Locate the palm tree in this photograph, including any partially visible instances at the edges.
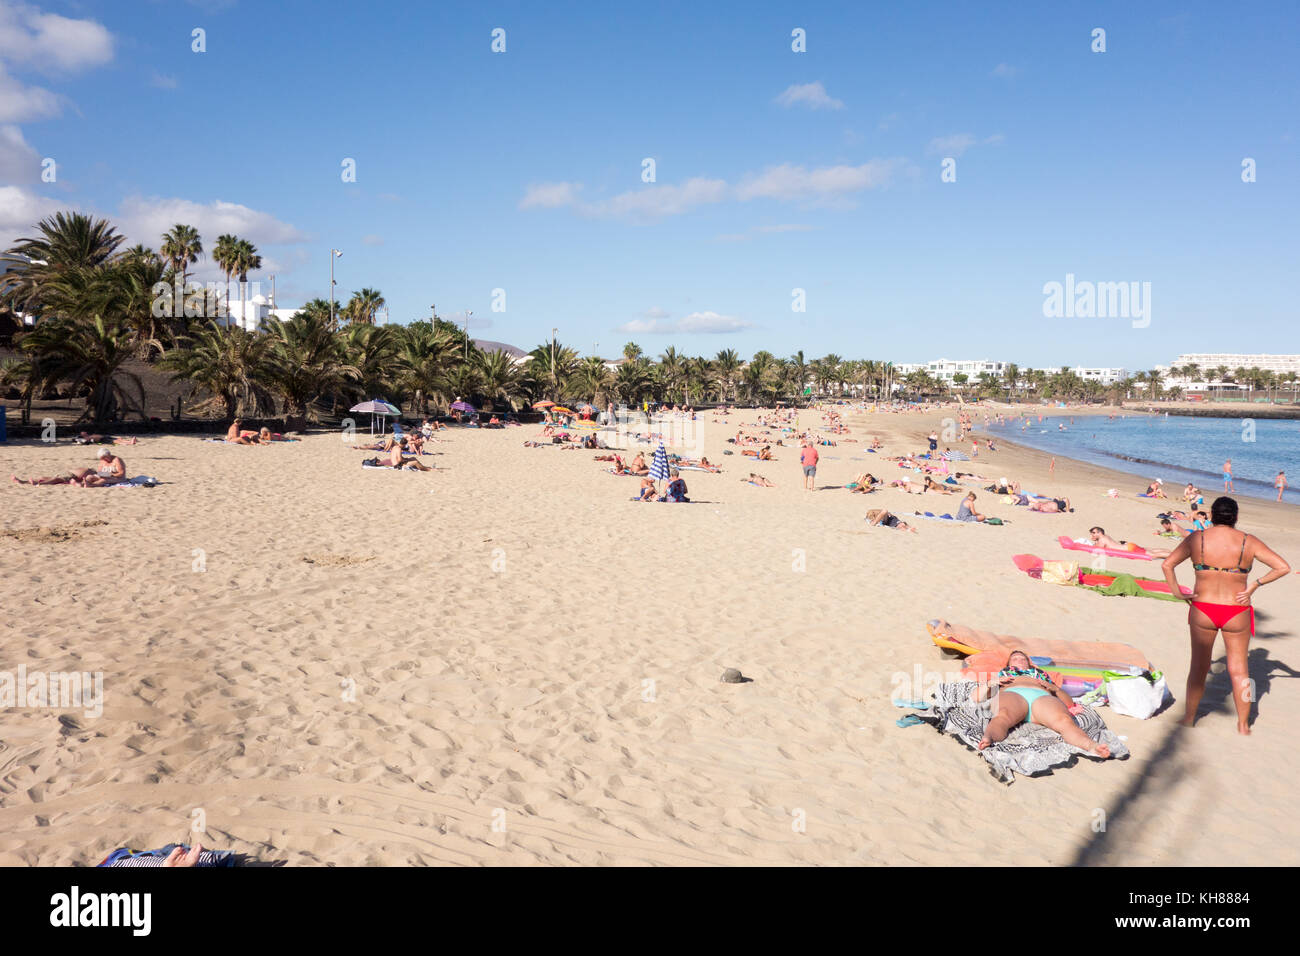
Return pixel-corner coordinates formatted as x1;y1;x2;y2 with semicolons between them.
789;350;808;399
573;355;614;406
263;311;357;418
1002;363;1019;402
622;341;642;361
527;339;578;401
160;224;203;302
659;346;685;403
1;211;125;317
714;348;742;401
160;320;277;419
341;322;400;400
20;313;147;423
475;348;527;409
395;321;458;414
231;239;261;331
344;287;385;325
212;234;239;320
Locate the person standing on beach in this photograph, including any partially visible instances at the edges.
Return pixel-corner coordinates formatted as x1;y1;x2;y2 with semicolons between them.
1049;457;1055;476
800;440;818;490
1276;471;1287;501
928;431;938;452
1223;458;1235;492
1161;497;1291;734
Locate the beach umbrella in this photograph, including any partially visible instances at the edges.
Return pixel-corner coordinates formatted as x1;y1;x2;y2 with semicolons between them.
532;400;555;409
349;398;401;435
552;406;574;415
450;401;475;412
648;442;670;485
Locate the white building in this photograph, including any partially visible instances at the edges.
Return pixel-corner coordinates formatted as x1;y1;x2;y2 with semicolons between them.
218;295;300;332
1167;354;1300;381
896;359;1010;382
1061;366;1128;385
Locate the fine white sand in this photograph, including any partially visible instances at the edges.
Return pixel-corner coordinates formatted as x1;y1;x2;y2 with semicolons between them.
1;405;1296;865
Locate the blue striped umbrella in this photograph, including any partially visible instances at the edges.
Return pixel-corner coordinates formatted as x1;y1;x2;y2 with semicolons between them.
648;442;671;482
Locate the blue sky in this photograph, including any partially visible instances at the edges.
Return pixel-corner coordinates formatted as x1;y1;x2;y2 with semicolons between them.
2;0;1297;368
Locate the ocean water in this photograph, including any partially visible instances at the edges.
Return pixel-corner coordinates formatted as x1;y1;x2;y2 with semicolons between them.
980;412;1300;505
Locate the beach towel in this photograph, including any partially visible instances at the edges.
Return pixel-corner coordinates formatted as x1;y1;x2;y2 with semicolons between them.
1058;535;1155;561
106;476;157;488
909;680;1128;783
99;844;235;867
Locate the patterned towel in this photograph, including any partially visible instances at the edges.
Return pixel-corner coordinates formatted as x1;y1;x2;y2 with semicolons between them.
99;844;234;867
915;680;1129;783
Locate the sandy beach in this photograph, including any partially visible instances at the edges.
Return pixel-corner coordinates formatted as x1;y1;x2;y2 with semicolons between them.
1;405;1297;866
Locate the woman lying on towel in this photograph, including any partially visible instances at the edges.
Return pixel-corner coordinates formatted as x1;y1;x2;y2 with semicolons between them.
971;650;1110;757
363;441;433;471
865;508;918;533
847;473;879;493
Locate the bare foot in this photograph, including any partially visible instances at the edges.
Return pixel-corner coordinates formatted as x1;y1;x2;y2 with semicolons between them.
1177;714;1197;728
11;475;25;485
977;735;992;751
1237;723;1251;736
1092;743;1111;759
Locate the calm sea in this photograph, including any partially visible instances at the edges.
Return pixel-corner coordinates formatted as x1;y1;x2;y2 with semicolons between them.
980;412;1300;505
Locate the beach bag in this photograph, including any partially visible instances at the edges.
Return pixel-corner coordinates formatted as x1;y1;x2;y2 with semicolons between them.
984;517;1005;525
1104;670;1169;719
1040;560;1079;585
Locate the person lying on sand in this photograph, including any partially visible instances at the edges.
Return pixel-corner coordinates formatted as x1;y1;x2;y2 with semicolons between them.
13;467;94;486
1086;526;1171;558
366;440;433;470
74;431;138;446
224;419;262;445
848;473;879;493
923;477;957;495
971;650;1110;758
1029;496;1073;513
989;477;1020;494
744;473;774;487
630;453;649;476
865;508;918;533
1158;516;1190;539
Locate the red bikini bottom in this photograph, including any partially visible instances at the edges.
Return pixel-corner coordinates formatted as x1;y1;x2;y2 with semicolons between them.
1190;602;1255;635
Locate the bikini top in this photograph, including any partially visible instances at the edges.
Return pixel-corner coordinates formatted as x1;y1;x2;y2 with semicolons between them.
1192;530;1250;574
998;665;1052;685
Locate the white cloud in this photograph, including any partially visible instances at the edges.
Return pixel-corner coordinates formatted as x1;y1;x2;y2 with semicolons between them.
523;160;903;221
734;161;901;201
0;183;62;247
927;133;1004;157
519;181;582;209
774;81;844;111
927;133;976;157
0;63;60;122
150;72;178;90
361;234;384;246
0;122;38;182
116;196;310;250
0;1;114;73
617;310;753;334
991;63;1018;78
643;306;669;319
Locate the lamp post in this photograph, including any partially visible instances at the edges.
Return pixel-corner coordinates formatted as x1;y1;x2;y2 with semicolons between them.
465;310;472;360
329;249;342;328
551;327;558;397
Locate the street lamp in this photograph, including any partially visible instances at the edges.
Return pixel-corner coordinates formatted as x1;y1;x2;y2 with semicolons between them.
551;327;558;397
329;249;342;328
465;310;472;359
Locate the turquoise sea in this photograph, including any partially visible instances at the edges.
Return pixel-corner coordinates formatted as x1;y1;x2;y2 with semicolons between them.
980;412;1300;506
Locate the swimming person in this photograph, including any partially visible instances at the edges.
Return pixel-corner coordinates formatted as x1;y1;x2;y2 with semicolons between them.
1161;497;1291;734
971;650;1110;757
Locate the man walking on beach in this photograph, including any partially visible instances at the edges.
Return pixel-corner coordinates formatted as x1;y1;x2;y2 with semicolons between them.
800;440;818;490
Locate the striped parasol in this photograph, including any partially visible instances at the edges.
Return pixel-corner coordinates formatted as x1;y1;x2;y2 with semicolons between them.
648;442;671;482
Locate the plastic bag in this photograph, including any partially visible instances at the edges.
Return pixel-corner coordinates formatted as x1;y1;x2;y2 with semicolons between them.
1104;670;1170;719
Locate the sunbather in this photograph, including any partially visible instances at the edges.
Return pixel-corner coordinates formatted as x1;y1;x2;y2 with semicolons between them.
635;477;658;500
971;650;1111;757
744;473;774;487
1086;526;1170;558
74;431;138;446
12;467;94;485
865;508;918;533
630;453;649;476
955;493;985;522
1030;495;1072;513
81;449;127;486
225;418;259;444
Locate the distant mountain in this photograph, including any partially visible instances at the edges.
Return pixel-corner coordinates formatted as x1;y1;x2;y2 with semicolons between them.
473;339;527;358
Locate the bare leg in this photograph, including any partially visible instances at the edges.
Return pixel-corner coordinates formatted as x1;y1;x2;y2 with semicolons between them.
1181;610;1218;727
1221;616;1253;734
978;692;1027;750
1035;700;1110;757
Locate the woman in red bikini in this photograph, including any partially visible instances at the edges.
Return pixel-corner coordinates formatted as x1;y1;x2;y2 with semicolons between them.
1161;497;1290;734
